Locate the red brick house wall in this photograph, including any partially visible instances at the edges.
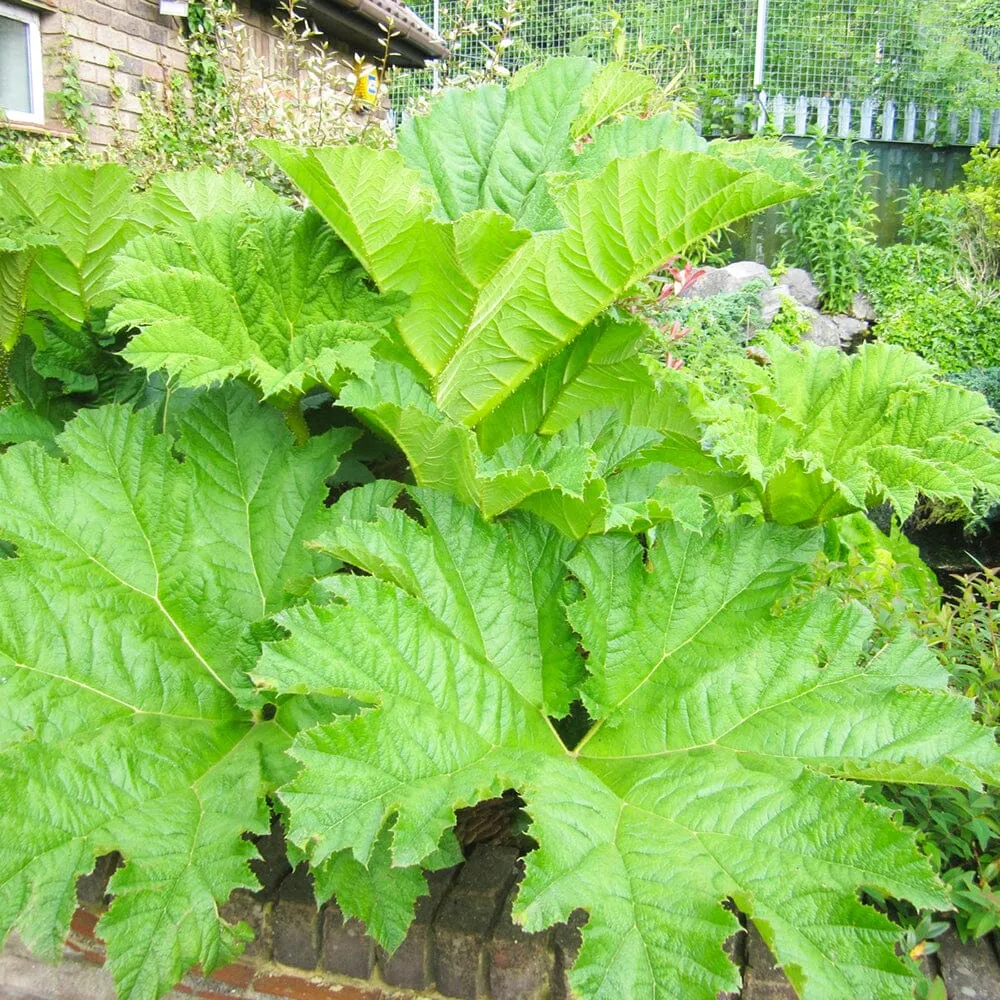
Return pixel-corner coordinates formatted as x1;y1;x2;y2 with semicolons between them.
6;1;316;146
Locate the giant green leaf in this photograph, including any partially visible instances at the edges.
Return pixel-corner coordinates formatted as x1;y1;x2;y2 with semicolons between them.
109;206;403;400
399;57;598;224
340;361;703;537
0;385;357;1000
261;137;809;427
0;164;149;345
397;57;710;229
140;168;283;232
694;338;1000;525
257;486;1000;1000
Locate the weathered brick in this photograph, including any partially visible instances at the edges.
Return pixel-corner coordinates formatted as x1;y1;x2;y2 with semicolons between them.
376;865;459;990
938;929;1000;1000
202;961;255;989
220;890;272;962
272;865;320;970
487;886;554;1000
69;908;101;941
742;923;798;1000
432;845;521;999
321;902;375;980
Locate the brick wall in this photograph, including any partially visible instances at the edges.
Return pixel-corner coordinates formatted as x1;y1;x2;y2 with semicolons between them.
0;839;808;1000
5;837;997;1000
27;1;309;147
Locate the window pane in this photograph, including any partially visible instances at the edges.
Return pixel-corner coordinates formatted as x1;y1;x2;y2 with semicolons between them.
0;15;32;115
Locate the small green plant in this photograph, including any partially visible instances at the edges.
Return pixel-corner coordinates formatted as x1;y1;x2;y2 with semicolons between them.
640;279;764;398
53;35;91;148
898;183;964;251
780;134;877;314
767;294;808;345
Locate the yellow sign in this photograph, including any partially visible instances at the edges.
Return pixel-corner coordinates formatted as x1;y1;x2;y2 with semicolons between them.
353;68;380;107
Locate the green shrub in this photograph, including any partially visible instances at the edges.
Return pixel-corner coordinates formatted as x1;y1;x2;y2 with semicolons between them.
961;142;1000;285
779;134;877;314
897;142;1000;292
861;244;1000;373
646;279;765;398
806;534;1000;944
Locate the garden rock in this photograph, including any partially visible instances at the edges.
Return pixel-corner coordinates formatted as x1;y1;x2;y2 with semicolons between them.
781;267;822;309
797;305;843;348
851;292;877;322
682;261;774;299
760;284;792;325
831;314;870;347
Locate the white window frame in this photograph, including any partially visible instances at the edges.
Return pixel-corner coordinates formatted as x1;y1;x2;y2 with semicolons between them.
0;1;45;125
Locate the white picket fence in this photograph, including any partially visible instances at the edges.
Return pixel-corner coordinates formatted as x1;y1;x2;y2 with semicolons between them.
749;94;1000;146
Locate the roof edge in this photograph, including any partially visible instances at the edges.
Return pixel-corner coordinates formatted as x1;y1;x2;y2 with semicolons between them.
300;0;448;67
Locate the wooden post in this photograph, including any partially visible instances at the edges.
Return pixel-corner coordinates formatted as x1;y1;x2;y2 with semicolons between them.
925;105;939;144
860;97;876;140
838;98;852;138
794;95;808;136
881;100;896;141
817;97;830;135
756;90;768;133
903;102;917;142
968;107;982;145
773;94;786;134
947;111;959;144
990;109;1000;147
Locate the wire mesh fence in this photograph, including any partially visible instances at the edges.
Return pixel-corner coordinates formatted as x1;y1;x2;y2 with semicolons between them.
390;0;1000;144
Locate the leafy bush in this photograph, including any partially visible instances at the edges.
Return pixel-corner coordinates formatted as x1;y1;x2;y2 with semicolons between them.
780;135;877;314
891;142;1000;306
898;184;965;252
801;522;1000;943
961;142;1000;285
1;61;1000;1000
861;244;1000;373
